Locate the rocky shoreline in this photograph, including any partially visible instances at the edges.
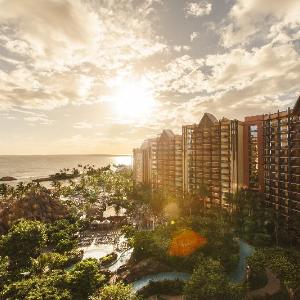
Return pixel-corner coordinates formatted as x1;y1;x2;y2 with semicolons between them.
0;176;17;181
32;173;79;183
0;173;80;183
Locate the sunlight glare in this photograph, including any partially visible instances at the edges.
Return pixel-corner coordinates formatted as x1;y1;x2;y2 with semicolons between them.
114;156;132;166
110;77;155;121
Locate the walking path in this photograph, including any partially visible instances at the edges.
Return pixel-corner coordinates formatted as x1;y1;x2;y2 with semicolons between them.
148;296;184;300
247;269;281;299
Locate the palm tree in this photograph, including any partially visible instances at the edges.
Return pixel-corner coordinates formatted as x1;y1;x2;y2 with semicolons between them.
196;184;210;209
0;183;11;200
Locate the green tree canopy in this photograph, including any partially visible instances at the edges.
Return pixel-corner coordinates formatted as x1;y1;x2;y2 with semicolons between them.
1;270;70;300
92;282;139;300
67;259;105;300
184;255;245;300
0;219;47;269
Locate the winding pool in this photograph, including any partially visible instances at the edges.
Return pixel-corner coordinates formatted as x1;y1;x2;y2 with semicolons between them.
132;272;190;291
229;239;254;283
82;244;114;260
131;239;254;291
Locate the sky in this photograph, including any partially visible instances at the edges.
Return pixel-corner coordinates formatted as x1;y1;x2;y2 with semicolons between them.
0;0;299;155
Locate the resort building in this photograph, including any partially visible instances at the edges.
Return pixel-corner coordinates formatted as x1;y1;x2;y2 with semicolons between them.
133;96;300;235
133;138;157;185
153;130;183;195
133;147;143;184
243;97;300;235
243;115;264;191
263;98;300;231
182;113;245;207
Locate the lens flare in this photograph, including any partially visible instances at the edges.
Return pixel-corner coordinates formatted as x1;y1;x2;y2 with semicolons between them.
168;229;207;257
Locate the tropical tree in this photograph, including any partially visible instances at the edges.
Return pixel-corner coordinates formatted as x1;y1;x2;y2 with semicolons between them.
47;219;79;253
248;247;300;299
0;219;47;269
184;255;245;300
268;251;300;299
31;252;70;274
92;282;139;300
0;256;9;291
247;249;268;288
197;184;210;207
67;259;105;300
1;270;71;300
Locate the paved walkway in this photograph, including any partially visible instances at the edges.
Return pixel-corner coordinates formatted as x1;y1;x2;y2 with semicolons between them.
148;296;184;300
247;269;281;299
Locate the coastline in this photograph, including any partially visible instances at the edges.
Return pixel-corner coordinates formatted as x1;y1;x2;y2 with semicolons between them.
0;154;132;184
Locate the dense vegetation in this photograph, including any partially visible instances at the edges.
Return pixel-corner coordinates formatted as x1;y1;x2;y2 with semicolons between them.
0;165;135;299
0;183;69;233
0;219;103;299
247;247;300;299
184;255;245;300
127;212;239;273
138;280;184;298
0;166;299;299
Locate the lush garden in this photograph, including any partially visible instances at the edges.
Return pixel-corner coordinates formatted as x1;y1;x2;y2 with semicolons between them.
0;165;137;299
0;166;299;299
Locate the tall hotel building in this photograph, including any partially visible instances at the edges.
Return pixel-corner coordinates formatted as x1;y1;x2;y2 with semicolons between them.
182;113;244;206
133;147;144;184
244;97;300;231
243;115;264;191
133;138;157;185
153;130;183;195
133;96;300;233
133;130;182;195
263;100;300;227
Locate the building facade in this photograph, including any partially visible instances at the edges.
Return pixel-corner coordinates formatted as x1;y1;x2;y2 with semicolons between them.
182;113;244;207
133;147;144;184
133;97;300;229
263;105;300;230
153;130;183;195
242;97;300;234
243;115;264;191
133;138;157;185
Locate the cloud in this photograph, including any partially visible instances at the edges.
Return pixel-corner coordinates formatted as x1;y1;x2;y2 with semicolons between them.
0;112;16;120
0;0;299;155
0;0;167;111
143;39;299;126
221;0;300;47
205;43;300;91
185;1;212;17
0;0;101;66
24;115;54;125
174;45;191;52
146;55;205;94
182;42;299;120
73;122;93;129
190;32;200;42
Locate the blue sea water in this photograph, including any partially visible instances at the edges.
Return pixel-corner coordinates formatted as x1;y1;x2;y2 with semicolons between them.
0;154;132;182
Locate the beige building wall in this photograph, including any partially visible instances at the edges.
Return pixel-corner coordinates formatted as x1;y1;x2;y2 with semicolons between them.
154;130;183;195
133;148;143;183
182;113;245;207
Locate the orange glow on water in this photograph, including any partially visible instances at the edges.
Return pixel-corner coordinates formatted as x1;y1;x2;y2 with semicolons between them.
168;229;207;257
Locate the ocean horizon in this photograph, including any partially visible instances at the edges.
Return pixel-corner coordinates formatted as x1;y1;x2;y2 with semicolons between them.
0;154;132;182
0;153;131;156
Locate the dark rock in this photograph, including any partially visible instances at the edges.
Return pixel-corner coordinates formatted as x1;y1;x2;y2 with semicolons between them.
123;257;173;282
116;264;128;274
0;176;17;181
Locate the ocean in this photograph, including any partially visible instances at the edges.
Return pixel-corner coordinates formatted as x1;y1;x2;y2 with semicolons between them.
0;155;132;182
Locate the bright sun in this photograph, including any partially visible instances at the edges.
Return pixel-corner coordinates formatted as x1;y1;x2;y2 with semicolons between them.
109;77;155;121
